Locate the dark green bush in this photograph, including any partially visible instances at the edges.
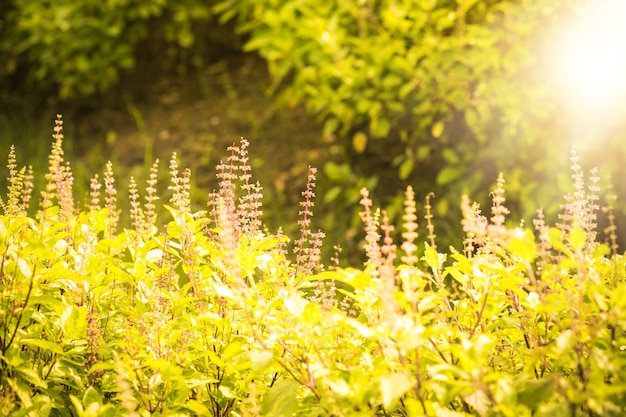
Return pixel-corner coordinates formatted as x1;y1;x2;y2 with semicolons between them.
0;0;212;98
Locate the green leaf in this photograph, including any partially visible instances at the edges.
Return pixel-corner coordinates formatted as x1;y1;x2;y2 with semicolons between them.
422;244;442;271
219;384;238;399
508;231;537;263
547;227;565;251
16;366;47;388
568;226;586;251
88;361;115;376
555;329;576;354
380;373;414;409
323;118;340;136
222;338;246;362
419;0;437;11
371;117;391;138
7;377;34;408
431;121;445;138
517;377;555;407
464;389;490;416
2;345;25;368
61;305;87;340
465;107;479;130
83;386;103;408
352;131;368;153
20;339;63;355
334;268;370;290
436;166;462;185
441;148;459;164
324;162;352;182
302;301;321;324
324;186;342;203
177;30;194;48
262;378;300;416
17;257;32;277
181;400;211;415
399;158;414;180
251;350;274;373
445;266;467;285
29;295;63;315
416;144;431;160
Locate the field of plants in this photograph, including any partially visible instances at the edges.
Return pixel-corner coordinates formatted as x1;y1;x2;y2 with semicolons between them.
0;116;624;416
2;1;626;414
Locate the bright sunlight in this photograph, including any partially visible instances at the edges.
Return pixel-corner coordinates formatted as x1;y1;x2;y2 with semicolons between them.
546;0;626;116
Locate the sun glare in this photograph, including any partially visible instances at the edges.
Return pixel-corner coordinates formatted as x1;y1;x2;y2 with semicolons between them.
546;1;626;108
542;0;626;146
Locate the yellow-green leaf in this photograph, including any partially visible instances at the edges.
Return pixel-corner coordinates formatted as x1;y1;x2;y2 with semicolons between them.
380;373;414;409
399;158;414;180
352;131;368;153
568;226;586;251
251;350;274;373
436;166;462;185
20;339;63;355
17;258;31;277
431;121;444;138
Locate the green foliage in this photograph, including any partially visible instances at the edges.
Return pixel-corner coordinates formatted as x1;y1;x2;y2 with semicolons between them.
212;0;593;246
217;0;530;140
0;0;212;98
5;0;624;254
1;116;626;415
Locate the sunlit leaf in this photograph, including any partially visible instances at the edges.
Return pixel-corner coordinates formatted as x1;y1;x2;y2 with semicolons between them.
20;339;63;355
61;306;87;340
568;226;586;251
422;244;442;271
251;350;274;373
380;373;414;409
352;131;368;153
262;379;300;416
83;386;103;408
302;302;321;324
17;258;32;277
464;389;489;417
16;367;47;389
508;232;537;262
431;121;445;138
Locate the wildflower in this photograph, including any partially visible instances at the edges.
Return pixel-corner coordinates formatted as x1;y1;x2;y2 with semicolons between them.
401;186;419;266
294;166;324;278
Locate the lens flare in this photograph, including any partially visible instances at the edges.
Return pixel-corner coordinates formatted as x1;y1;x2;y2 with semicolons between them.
544;0;626;136
559;33;626;107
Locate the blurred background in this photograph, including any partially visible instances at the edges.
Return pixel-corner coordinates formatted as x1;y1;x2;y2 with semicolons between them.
1;0;625;262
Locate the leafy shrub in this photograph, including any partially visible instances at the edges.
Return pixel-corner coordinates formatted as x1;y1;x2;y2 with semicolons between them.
215;0;575;156
0;116;625;416
0;0;213;98
213;0;595;248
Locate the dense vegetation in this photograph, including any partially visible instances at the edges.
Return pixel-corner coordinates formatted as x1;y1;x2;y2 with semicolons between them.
2;3;625;413
0;0;213;98
4;0;625;253
0;116;624;416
